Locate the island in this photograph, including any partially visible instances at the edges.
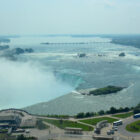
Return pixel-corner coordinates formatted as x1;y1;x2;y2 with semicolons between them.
0;38;10;43
10;48;34;55
78;53;86;57
119;52;125;57
1;47;34;61
88;85;124;96
0;45;9;50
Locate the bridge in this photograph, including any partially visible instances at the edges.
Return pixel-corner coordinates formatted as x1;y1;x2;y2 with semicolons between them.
41;41;110;45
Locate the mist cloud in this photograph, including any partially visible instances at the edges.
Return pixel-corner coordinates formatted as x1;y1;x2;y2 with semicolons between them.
0;58;73;109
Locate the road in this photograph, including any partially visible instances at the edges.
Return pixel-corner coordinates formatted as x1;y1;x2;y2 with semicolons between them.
2;109;140;139
118;116;140;137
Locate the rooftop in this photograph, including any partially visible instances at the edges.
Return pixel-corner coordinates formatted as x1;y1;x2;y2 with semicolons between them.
0;115;20;121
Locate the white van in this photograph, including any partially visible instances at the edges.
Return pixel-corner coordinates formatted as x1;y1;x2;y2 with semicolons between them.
113;120;123;126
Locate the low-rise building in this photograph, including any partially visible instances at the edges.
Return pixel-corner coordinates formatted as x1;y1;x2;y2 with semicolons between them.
94;120;108;134
65;127;83;134
93;135;114;140
0;115;21;129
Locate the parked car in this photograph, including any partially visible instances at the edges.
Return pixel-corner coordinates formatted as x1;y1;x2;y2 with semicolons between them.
107;130;111;135
114;127;118;131
14;129;25;133
112;126;118;131
25;129;30;133
107;129;114;135
110;129;114;134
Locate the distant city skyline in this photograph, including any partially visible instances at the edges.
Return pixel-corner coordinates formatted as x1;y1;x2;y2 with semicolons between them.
0;0;140;35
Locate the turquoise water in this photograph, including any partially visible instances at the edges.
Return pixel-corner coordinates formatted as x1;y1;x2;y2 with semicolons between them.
1;35;140;113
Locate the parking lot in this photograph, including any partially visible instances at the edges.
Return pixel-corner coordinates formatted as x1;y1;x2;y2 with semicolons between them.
96;117;140;140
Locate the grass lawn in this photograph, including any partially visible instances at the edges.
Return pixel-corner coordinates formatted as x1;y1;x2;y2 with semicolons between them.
112;112;133;118
80;117;118;126
126;120;140;132
0;134;6;140
44;119;93;131
0;134;16;140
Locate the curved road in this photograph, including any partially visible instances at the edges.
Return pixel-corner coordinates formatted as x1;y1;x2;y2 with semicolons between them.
118;117;140;137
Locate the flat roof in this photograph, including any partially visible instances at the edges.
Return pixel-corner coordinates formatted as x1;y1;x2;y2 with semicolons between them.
96;120;108;128
65;127;82;131
93;135;113;138
0;115;19;121
0;123;9;126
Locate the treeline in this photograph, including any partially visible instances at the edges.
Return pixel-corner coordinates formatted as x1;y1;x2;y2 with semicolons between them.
75;103;140;118
38;114;70;119
39;106;132;119
38;103;140;119
75;106;133;118
133;103;140;114
111;35;140;49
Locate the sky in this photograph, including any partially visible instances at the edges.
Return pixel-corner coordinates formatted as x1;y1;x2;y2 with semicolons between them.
0;0;140;35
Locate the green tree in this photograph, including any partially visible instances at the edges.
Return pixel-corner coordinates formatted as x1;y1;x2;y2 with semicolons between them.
98;110;105;115
109;107;118;114
17;135;26;140
76;112;85;118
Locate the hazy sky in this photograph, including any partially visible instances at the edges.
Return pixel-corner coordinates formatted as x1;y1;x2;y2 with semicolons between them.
0;0;140;35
